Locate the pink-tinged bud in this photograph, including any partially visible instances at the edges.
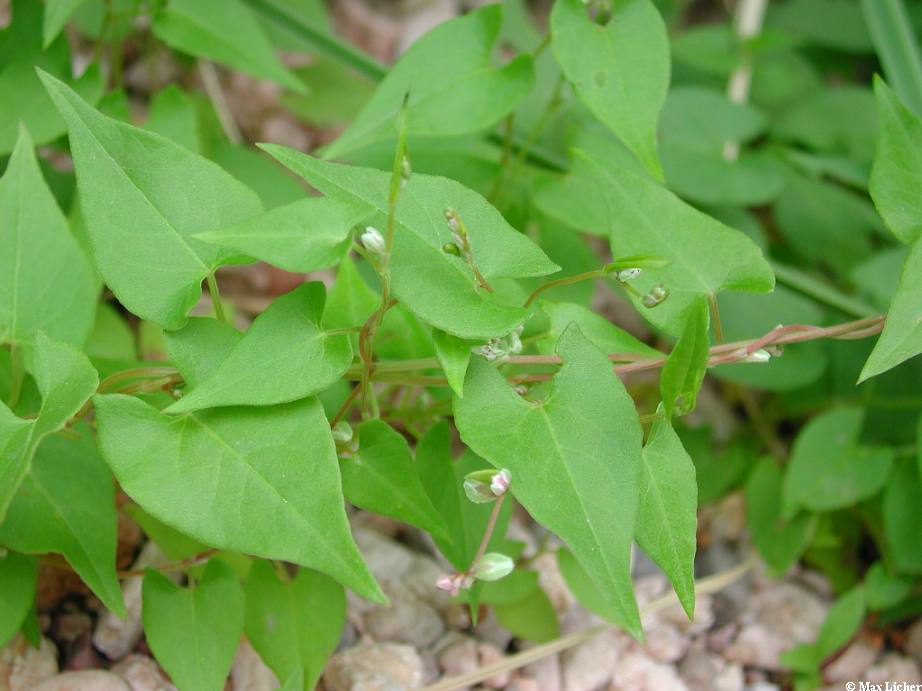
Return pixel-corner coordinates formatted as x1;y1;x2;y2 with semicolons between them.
436;573;460;596
490;469;511;496
360;226;386;255
463;478;496;504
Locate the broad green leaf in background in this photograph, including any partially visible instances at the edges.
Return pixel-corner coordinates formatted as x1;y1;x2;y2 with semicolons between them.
0;333;98;521
0;0;105;154
261;146;559;339
85;304;136;362
869;78;922;245
245;561;345;690
578;152;774;334
772;86;878;164
43;0;91;47
323;5;533;159
196;197;369;273
340;420;448;539
851;246;909;312
774;173;883;274
660;297;709;419
166;283;352;412
883;457;922;574
432;330;472;397
282;57;375;127
0;428;123;616
95;394;385;602
0;126;96;352
455;325;643;637
713;287;827;391
859;238;922;382
861;0;922;118
153;0;304;92
635;418;697;618
767;0;872;53
551;0;669;177
659;87;784;206
783;408;894;518
493;586;560;643
145;84;203;153
209;141;308;210
556;547;620;622
143;558;245;691
681;428;750;505
0;552;36;647
865;561;914;610
537;301;661;358
40;71;264;330
746;459;814;576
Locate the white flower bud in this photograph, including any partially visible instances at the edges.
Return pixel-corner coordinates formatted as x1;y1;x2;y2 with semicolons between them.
463;478;496;504
617;267;642;282
360;226;386;255
435;572;473;596
490;468;511;497
741;348;771;363
331;421;353;443
472;553;514;582
507;325;524;355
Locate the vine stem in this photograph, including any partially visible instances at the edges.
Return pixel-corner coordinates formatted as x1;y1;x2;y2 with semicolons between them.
206;273;228;324
523;268;607;308
466;494;507;577
424;554;757;691
198;61;243;145
358;96;409;418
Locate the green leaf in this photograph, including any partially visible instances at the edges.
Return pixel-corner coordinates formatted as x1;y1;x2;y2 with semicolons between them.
551;0;669;177
455;325;643;637
577;152;774;334
244;561;345;690
815;586;867;657
143;558;245;691
340;420;448;540
865;561;914;610
0;332;98;521
493;586;559;643
43;0;90;48
660;297;709;419
659;87;784;206
145;84;203;153
166;283;352;413
0;427;123;616
537;301;660;358
783;408;894;518
416;421;512;572
94;394;385;602
745;459;814;576
0;126;96;351
479;568;539;606
195;197;369;273
861;0;922;118
432;330;472;397
0;3;105;155
39;70;264;330
859;238;922;382
556;547;620;622
323;5;533;159
260;146;558;339
123;503;207;561
870;78;922;245
164;318;243;389
0;552;36;647
86;304;136;362
153;0;304;92
767;0;872;53
883;457;922;574
636;418;697;618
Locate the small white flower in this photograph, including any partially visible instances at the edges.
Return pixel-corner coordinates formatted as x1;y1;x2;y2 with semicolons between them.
741;348;771;363
617;267;642;282
507;325;524;355
360;226;386;255
490;469;511;497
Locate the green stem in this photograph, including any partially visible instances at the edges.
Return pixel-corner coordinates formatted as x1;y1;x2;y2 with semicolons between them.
707;293;725;344
770;261;878;319
206;273;228;324
523;268;606;308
